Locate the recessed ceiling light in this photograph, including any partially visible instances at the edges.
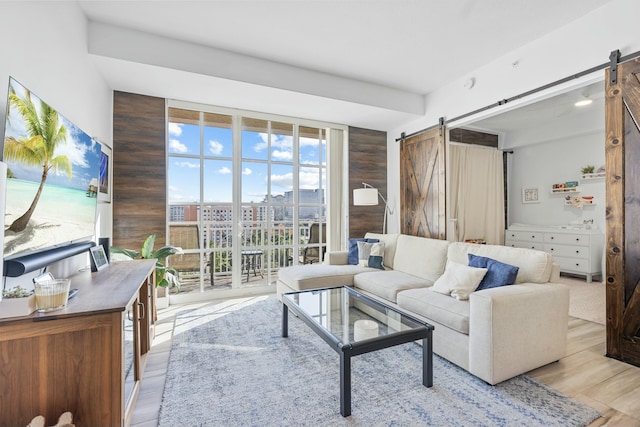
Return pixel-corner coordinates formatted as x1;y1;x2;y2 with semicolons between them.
574;99;593;107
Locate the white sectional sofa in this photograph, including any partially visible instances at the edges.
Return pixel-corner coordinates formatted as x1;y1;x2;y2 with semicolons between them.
277;232;569;385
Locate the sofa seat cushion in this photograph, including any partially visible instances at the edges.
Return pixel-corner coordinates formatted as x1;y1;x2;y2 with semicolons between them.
397;288;470;335
354;270;432;303
278;264;371;291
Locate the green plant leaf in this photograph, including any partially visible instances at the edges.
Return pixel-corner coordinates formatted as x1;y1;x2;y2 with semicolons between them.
141;234;156;259
109;247;139;259
152;246;183;261
108;234;182;290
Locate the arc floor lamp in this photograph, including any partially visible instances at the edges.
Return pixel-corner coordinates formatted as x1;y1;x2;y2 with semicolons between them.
353;182;394;234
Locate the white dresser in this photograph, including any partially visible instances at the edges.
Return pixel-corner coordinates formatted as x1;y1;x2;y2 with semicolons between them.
504;226;604;282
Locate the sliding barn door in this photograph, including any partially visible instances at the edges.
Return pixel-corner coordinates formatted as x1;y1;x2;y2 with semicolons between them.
605;57;640;366
400;125;446;239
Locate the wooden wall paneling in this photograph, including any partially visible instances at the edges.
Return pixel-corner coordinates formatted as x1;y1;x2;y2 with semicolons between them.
605;58;640;366
113;92;167;251
449;128;499;147
348;127;387;238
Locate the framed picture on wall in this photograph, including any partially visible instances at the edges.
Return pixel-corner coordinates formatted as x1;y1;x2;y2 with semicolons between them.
98;142;112;203
522;187;540;204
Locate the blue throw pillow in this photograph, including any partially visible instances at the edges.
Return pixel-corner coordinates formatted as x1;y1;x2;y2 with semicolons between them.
348;238;379;265
368;255;384;270
468;253;519;291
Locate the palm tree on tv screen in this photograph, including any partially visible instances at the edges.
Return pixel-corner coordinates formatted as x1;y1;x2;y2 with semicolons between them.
4;86;71;233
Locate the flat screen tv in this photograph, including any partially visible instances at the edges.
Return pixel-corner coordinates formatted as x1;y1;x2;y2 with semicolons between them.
1;77;101;263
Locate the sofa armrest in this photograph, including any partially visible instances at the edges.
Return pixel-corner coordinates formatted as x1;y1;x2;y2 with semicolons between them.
549;263;561;282
468;283;569;384
325;251;349;265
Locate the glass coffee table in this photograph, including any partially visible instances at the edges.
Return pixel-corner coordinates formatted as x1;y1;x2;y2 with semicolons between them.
282;286;434;417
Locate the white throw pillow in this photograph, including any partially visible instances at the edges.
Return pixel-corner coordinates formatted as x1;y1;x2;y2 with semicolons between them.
357;241;385;268
431;261;488;300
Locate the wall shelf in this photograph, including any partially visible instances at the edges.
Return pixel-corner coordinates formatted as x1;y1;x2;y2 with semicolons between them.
551;186;580;194
564;195;596;207
565;200;596;206
581;172;605;180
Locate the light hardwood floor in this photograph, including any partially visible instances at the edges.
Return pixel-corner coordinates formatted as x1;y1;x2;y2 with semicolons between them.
131;300;640;427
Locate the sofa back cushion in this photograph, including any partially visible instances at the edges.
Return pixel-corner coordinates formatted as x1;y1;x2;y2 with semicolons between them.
365;233;399;268
447;242;553;284
391;234;449;282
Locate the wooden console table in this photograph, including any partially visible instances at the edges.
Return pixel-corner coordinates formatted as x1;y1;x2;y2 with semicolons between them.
0;259;156;427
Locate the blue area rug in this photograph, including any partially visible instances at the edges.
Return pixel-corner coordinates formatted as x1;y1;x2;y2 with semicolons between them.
158;296;601;427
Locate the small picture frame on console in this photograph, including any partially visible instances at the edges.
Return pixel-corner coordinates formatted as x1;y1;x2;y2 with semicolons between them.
90;245;109;272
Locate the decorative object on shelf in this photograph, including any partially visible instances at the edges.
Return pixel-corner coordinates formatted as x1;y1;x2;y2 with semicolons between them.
0;285;36;318
33;279;71;313
464;238;487;244
581;172;606;179
111;234;183;290
551;184;580;193
564;195;595;207
521;187;540;204
89;245;109;272
565;195;584;208
581;165;595;174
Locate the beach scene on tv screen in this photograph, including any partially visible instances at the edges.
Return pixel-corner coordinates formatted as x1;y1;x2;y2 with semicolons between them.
2;77;100;259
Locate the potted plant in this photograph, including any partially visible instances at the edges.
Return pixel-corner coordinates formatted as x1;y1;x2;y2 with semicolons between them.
0;285;36;318
111;234;183;292
581;165;595;175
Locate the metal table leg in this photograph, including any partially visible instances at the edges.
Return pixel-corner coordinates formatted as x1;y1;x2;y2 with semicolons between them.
282;303;289;338
423;332;433;387
340;351;352;416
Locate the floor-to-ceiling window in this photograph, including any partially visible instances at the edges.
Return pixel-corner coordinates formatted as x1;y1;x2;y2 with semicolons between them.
166;102;340;300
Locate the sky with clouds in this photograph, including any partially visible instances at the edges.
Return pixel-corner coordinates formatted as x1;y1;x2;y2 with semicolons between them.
167;120;326;204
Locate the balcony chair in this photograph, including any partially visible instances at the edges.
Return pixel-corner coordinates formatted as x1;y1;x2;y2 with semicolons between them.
301;222;326;264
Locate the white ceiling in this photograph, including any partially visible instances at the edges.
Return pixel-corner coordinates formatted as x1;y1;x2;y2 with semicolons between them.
468;81;605;148
78;0;613;130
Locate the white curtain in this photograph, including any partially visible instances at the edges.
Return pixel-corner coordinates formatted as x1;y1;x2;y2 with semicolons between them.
326;128;345;252
449;144;505;244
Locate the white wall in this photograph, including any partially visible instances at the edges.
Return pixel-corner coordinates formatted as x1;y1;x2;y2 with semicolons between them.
0;2;112;285
507;131;605;231
385;0;640;233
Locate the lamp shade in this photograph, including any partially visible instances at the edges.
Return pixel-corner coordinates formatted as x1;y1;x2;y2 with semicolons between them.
353;187;379;206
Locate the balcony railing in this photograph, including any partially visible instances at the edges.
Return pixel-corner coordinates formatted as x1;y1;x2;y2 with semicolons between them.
167;220;325;294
